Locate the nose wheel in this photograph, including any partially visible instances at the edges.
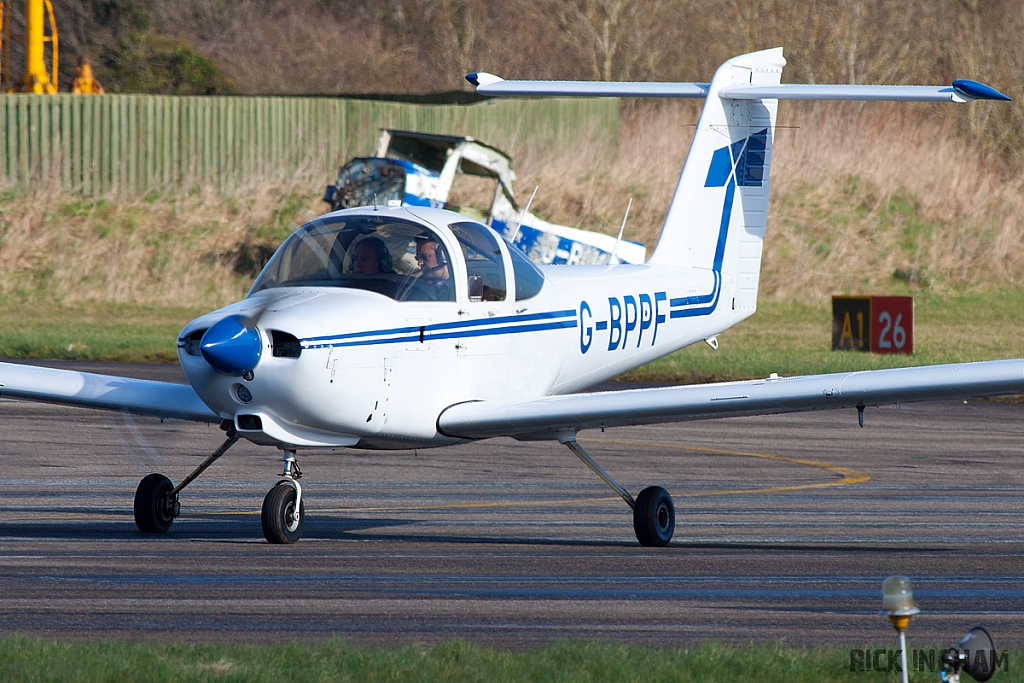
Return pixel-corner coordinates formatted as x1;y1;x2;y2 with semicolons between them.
261;449;305;544
262;483;305;543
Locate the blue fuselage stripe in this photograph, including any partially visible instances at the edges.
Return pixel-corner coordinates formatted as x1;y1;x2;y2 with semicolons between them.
300;310;578;349
429;320;577;341
301;309;576;346
304;318;577;349
668;276;722;317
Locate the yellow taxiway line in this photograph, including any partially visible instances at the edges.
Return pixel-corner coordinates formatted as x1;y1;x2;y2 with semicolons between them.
0;440;869;519
316;439;870;513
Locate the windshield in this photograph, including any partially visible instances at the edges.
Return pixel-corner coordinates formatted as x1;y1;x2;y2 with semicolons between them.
249;216;455;302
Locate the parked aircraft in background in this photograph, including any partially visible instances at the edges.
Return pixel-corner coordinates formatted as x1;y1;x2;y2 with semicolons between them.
322;129;647;265
0;48;1015;546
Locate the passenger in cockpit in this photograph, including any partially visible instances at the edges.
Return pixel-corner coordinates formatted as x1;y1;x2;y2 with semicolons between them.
351;237;394;275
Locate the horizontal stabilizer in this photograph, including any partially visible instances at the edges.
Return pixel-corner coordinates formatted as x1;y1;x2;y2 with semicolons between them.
438;359;1024;440
0;362;220;423
468;74;1009;103
719;81;1011;102
467;73;710;98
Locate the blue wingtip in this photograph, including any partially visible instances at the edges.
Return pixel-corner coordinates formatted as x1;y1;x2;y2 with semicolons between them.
952;79;1012;102
466;73;480;87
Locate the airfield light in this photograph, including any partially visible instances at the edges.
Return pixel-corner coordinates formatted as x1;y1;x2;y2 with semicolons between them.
881;575;920;628
880;575;920;683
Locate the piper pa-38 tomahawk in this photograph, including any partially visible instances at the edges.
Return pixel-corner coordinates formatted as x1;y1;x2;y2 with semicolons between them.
0;48;1017;546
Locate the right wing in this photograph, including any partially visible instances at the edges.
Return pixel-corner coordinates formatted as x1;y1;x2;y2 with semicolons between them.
0;361;220;423
438;359;1024;440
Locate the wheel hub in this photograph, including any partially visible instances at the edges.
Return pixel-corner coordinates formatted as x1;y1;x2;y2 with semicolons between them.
656;504;669;531
284;501;300;532
161;492;181;520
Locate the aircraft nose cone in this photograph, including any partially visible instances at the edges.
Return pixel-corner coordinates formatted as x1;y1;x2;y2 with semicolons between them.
200;315;262;375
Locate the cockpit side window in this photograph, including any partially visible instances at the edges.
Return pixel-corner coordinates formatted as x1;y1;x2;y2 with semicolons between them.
249;216;454;302
505;238;545;300
449;221;506;302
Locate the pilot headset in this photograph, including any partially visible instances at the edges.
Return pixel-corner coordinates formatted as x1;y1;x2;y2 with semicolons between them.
417;238;447;272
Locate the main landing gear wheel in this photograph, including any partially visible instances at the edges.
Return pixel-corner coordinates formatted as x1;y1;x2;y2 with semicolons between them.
564;440;676;547
262;483;305;544
134;473;177;534
633;486;675;547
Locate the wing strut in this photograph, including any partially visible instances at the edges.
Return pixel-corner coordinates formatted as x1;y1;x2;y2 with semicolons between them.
564;438;635;509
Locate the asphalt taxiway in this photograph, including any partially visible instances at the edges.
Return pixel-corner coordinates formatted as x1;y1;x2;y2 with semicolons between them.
1;361;1023;647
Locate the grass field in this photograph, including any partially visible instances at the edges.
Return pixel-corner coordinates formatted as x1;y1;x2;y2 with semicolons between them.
1;637;1011;683
0;301;206;363
3;289;1021;383
625;288;1024;383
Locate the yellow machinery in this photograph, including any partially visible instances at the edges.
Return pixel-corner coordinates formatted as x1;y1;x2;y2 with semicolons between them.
0;0;59;93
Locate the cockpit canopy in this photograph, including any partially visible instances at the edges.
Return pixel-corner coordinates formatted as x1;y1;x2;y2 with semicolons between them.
249;214;545;302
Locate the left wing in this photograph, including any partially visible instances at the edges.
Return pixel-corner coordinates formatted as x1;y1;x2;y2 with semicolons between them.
438;359;1024;440
0;362;220;423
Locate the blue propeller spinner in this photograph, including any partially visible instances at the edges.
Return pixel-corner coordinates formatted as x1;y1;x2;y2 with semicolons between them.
200;315;262;376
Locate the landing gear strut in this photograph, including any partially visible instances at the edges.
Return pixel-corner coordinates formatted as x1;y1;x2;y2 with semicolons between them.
133;422;239;534
261;449;305;544
564;438;675;547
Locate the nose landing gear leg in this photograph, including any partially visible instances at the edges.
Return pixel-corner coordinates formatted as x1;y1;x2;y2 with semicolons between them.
261;449;305;544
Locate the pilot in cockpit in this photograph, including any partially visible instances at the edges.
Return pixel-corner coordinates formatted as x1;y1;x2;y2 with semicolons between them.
414;238;452;300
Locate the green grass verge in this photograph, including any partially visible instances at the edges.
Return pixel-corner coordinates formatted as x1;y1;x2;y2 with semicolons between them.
1;637;1011;683
626;289;1024;383
0;302;207;363
1;290;1022;378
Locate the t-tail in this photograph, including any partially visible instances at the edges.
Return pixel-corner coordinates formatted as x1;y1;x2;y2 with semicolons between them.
467;47;1009;322
646;48;783;325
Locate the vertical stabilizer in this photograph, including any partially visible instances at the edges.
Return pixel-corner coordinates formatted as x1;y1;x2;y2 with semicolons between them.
648;48;784;319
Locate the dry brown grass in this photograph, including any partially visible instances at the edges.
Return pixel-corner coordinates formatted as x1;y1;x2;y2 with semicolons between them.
513;101;1024;299
512;100;698;242
0;178;326;307
1;103;1022;306
765;104;1024;298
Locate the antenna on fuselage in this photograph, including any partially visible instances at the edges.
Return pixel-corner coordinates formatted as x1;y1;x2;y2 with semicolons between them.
509;185;539;245
608;197;632;265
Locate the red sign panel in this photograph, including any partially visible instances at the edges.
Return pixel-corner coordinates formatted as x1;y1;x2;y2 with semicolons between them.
869;296;914;354
832;296;913;355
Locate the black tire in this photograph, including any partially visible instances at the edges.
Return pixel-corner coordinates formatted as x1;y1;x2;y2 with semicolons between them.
134;473;176;534
633;486;675;547
261;483;305;544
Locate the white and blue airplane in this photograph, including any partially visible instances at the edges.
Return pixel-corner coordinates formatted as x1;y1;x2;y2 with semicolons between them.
0;48;1017;546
